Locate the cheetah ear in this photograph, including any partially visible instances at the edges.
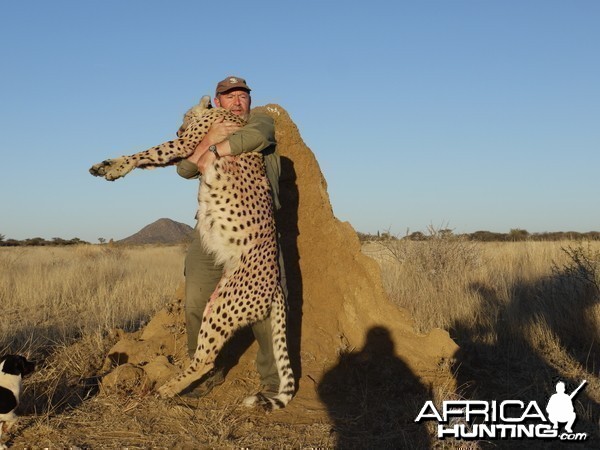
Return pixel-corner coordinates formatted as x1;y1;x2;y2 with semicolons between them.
199;95;213;110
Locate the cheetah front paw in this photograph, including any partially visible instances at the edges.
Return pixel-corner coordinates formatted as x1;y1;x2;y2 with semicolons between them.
89;157;135;181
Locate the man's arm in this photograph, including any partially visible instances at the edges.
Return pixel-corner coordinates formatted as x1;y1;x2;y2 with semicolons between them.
193;113;275;173
228;113;275;155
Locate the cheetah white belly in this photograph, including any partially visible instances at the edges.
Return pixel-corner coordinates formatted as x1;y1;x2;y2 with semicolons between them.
197;152;276;272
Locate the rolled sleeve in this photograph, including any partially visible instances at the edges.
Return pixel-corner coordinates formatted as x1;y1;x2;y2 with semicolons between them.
176;159;200;179
228;113;276;156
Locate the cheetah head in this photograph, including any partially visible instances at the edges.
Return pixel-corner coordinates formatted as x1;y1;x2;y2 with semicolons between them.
178;95;213;137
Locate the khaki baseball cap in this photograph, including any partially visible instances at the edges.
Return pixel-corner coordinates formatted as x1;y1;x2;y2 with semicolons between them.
215;76;252;95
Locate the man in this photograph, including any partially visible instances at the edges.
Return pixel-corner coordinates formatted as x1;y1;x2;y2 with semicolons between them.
176;76;285;401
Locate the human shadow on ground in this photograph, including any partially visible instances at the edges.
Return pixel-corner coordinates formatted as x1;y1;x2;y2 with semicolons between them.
318;326;432;449
451;263;600;448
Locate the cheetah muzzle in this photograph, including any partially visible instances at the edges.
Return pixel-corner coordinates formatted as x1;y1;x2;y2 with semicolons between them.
89;96;294;410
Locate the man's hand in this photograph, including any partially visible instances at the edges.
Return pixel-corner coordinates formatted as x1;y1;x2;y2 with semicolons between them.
204;117;242;146
185;117;241;171
195;148;217;175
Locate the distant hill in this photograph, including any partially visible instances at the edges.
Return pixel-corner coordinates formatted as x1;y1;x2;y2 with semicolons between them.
118;218;194;245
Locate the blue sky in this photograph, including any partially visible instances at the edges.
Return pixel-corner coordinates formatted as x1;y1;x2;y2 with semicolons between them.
1;0;598;242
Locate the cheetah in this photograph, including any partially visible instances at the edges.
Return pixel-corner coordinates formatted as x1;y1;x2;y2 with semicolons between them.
89;97;295;410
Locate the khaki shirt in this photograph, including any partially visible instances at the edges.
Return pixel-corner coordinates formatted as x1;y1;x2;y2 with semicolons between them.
177;111;281;210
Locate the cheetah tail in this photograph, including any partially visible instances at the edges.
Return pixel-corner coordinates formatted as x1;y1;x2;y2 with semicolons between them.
244;285;295;411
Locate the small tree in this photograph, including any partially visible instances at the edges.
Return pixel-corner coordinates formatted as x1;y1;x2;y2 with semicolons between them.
52;237;68;246
406;231;426;241
98;237;106;244
509;228;529;241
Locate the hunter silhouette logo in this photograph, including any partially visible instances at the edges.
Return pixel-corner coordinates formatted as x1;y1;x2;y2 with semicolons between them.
546;380;587;433
415;379;589;441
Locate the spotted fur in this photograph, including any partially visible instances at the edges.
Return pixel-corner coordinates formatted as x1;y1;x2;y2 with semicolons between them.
89;96;245;180
90;97;294;410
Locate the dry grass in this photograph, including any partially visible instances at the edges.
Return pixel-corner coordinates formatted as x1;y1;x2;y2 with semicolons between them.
0;244;185;354
2;241;599;448
0;244;337;449
366;239;600;336
366;237;600;446
0;245;189;447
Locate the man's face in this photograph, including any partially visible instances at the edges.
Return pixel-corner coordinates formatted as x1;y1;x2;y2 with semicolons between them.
215;89;251;120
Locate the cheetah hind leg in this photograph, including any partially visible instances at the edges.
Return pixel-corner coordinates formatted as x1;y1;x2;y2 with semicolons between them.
157;289;235;398
157;326;226;399
243;285;295;410
157;356;215;399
